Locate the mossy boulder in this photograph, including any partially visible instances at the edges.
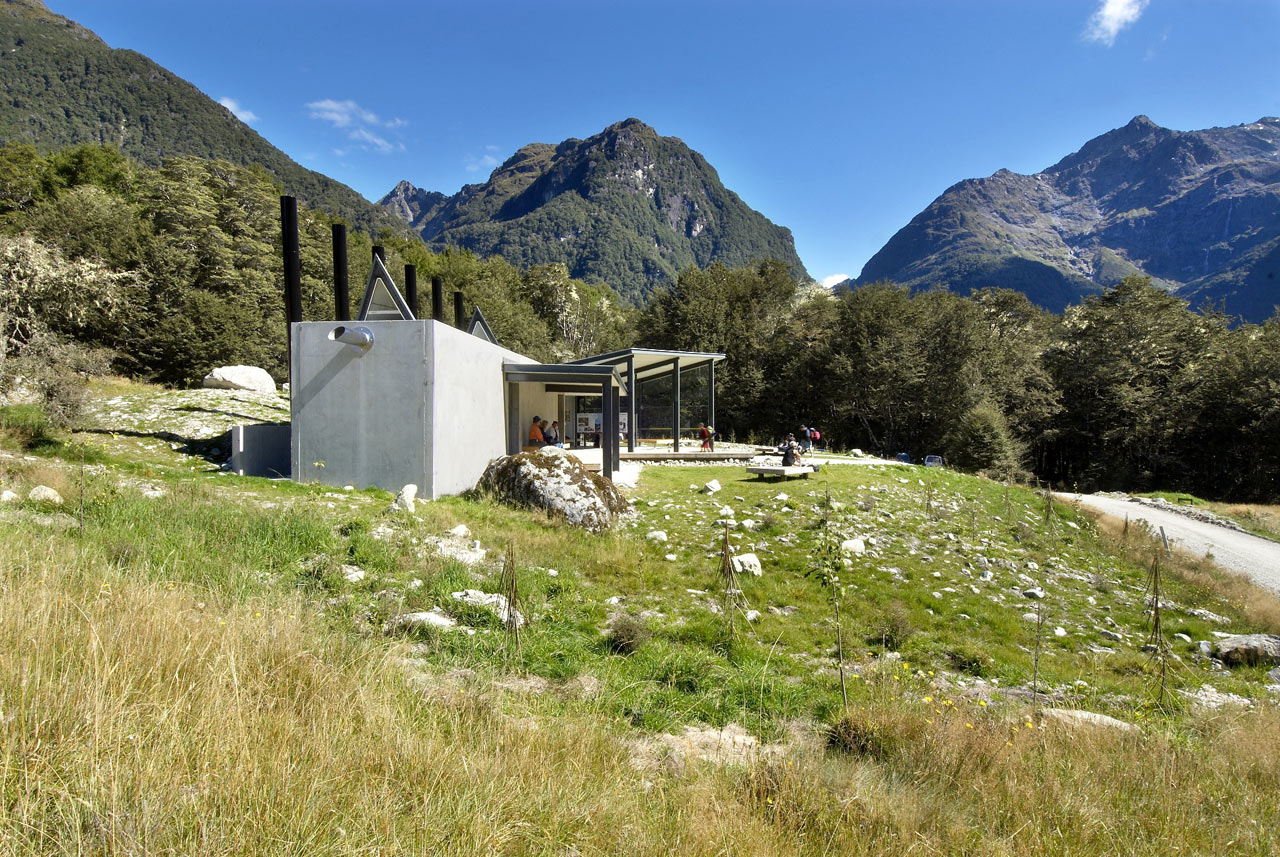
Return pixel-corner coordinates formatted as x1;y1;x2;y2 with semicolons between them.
475;448;629;533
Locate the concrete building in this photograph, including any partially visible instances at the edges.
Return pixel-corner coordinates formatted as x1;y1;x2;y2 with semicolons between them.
278;255;719;499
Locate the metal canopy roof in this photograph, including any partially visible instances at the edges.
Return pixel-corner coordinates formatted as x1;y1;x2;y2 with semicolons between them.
568;347;725;384
502;362;626;389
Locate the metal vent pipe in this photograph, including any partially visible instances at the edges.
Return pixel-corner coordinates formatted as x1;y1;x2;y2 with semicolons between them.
454;291;465;329
280;196;303;368
332;223;349;321
431;276;444;322
405;265;418;319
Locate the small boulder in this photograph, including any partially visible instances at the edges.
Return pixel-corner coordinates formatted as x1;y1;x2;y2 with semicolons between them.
476;451;628;533
731;553;762;577
1266;666;1280;684
1023;588;1045;600
840;538;866;555
1042;709;1137;733
390;484;418;514
452;589;523;627
745;610;762;623
340;564;365;584
202;365;276;394
704;479;722;494
0;489;19;503
28;485;63;505
1214;634;1280;667
646;530;668;543
388;609;457;633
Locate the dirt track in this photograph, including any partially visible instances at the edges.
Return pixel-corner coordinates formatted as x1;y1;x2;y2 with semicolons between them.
1058;493;1280;595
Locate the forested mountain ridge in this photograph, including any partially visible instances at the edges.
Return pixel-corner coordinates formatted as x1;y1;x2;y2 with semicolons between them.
0;0;403;233
379;119;811;304
851;115;1280;322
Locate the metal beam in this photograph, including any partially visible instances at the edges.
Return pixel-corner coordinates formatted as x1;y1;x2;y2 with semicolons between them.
671;357;681;452
601;379;614;477
626;356;637;453
708;359;716;432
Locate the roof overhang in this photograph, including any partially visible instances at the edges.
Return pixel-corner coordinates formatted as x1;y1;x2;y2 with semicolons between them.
567;347;726;384
502;362;626;391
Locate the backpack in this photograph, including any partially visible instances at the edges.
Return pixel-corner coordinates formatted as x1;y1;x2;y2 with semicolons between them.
811;429;821;441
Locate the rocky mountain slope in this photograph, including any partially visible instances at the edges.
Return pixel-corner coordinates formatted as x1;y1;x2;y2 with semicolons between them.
380;119;810;303
851;116;1280;322
0;0;402;233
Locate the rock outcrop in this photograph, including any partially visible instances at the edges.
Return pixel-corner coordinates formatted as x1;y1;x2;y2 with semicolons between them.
475;447;629;533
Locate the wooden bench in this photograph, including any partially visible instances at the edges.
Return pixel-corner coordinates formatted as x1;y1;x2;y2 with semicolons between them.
746;465;816;481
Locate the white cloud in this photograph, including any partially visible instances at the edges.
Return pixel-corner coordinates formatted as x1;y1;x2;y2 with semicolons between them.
821;273;851;288
218;96;257;123
464;152;501;173
306;98;378;128
1085;0;1149;46
306;98;406;156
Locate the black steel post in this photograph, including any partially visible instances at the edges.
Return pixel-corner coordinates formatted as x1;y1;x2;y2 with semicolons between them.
708;360;716;434
280;196;303;372
671;358;681;452
602;380;614;478
331;223;349;321
627;356;637;453
611;384;621;474
454;291;465;328
431;276;444;322
404;264;418;319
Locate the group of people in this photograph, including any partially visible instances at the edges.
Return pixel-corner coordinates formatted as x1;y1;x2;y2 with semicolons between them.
778;424;822;466
527;415;562;447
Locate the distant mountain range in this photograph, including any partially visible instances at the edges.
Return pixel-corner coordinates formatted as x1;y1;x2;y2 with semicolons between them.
379;119;810;303
0;0;401;233
849;115;1280;323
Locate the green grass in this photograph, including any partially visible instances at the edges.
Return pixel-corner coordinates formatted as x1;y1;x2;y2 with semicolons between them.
4;391;1280;854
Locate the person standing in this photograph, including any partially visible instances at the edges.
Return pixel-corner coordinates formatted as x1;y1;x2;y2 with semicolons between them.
799;425;812;452
698;422;714;451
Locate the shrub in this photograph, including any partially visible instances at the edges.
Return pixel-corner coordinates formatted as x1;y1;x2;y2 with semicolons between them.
867;600;915;651
606;612;651;655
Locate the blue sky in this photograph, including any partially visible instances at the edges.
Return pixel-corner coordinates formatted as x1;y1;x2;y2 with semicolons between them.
49;0;1280;284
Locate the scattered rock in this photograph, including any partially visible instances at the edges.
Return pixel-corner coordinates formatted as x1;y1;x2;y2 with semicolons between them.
340;564;365;584
1266;666;1280;684
745;609;762;623
27;485;63;505
840;538;866;555
1042;709;1138;733
390;484;418;514
646;530;668;543
1054;627;1067;637
1181;684;1253;712
664;553;678;562
731;553;762;577
704;480;722;494
1213;634;1280;667
476;451;629;533
388;609;458;633
1100;629;1123;642
452;589;523;627
1173;633;1193;644
448;524;471;539
0;489;18;503
202;365;276;394
1186;608;1230;624
1022;588;1045;600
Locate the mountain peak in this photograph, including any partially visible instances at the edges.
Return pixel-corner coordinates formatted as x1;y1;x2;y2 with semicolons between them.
1126;115;1159;131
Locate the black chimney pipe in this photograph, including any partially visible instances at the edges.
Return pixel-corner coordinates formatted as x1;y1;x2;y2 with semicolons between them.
431;276;444;322
332;223;349;321
280;196;303;368
372;245;385;265
454;291;465;329
405;264;418;319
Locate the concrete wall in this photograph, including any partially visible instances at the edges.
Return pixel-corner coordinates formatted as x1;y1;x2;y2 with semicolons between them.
426;322;533;498
231;423;290;478
291;319;536;498
291;320;429;492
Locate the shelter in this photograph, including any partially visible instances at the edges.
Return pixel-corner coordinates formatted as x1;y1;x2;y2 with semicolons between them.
283;248;716;498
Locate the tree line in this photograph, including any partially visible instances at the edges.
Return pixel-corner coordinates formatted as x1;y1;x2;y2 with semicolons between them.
636;262;1279;504
1;143;1275;503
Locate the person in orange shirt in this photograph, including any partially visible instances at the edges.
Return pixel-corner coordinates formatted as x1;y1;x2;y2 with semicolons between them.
528;415;545;445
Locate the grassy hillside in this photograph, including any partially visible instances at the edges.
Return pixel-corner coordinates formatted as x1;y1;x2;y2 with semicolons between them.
1;381;1278;854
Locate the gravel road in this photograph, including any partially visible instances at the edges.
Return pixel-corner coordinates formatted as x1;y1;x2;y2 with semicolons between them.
1057;493;1280;594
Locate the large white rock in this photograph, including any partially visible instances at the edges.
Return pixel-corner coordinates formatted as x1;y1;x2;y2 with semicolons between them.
840;538;866;555
202;365;276;394
390;484;418;514
28;485;63;505
389;609;457;632
452;589;524;627
1042;709;1137;733
731;553;762;577
1214;634;1280;667
0;489;19;504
